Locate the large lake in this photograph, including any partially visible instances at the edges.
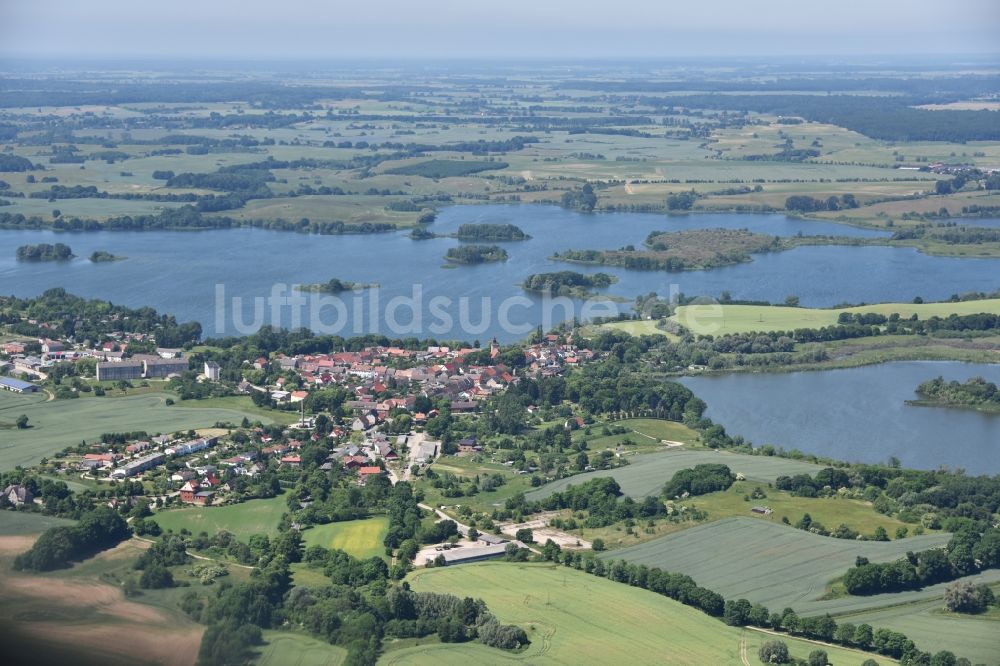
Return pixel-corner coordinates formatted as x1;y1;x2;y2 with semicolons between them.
1;205;999;341
680;361;1000;473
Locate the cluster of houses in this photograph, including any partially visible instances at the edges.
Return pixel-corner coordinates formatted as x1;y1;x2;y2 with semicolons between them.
77;435;220;478
254;335;594;430
1;334;191;383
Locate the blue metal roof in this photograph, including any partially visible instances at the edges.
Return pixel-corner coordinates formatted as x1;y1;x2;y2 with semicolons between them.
0;376;37;390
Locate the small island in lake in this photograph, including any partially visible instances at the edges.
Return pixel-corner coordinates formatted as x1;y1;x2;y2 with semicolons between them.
455;223;530;241
16;243;74;261
89;250;126;262
294;278;377;293
444;244;508;265
908;376;1000;412
552;228;785;271
409;228;438;240
522;271;618;298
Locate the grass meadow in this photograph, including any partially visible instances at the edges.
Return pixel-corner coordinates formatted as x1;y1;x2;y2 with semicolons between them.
677;481;912;540
632;299;1000;337
152;494;288;542
257;631;346;666
525;449;824;502
0;391;273;470
301;516;390;560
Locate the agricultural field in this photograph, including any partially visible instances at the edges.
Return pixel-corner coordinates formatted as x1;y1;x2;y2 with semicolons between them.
152;494;288;542
0;509;75;536
210;194;429;228
257;631;346;666
2;197;185;221
666;299;1000;337
3;66;995;244
0;535;204;666
0;391;273;469
840;590;1000;665
301;516;390;560
388;562;892;665
525;449;824;502
174;394;301;425
607;518;950;614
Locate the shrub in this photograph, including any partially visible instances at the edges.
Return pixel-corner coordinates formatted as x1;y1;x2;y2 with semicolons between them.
759;639;789;664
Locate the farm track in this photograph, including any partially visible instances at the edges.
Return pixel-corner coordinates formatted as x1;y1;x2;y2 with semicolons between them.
739;631;750;666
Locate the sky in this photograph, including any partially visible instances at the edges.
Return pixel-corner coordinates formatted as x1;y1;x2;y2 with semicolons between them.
1;0;998;60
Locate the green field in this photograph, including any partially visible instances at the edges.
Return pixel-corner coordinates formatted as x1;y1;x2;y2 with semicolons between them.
257;631;346;666
301;516;390;560
607;518;951;615
423;455;539;514
674;481;912;540
0;391;273;470
152;494;288;542
669;300;1000;337
573;418;701;451
841;591;1000;665
176;395;301;425
525;449;825;502
387;562;892;665
0;509;75;536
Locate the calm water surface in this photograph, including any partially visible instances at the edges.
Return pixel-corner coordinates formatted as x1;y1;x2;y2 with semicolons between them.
680;361;1000;473
1;205;999;341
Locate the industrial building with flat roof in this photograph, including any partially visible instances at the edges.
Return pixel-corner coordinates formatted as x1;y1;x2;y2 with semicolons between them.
0;376;40;393
96;360;144;381
142;358;188;378
95;357;188;381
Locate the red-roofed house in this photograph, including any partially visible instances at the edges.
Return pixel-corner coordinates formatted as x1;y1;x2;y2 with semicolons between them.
358;466;384;484
179;480;199;503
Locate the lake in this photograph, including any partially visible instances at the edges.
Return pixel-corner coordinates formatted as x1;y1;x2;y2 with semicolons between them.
1;205;999;341
679;361;1000;473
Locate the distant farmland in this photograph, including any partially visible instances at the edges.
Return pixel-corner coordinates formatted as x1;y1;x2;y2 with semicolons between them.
526;450;824;501
670;299;1000;337
606;518;951;614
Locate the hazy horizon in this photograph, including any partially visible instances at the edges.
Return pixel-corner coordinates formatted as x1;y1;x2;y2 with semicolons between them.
2;0;998;61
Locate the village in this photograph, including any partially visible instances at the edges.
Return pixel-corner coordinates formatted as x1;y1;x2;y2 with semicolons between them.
2;326;600;565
